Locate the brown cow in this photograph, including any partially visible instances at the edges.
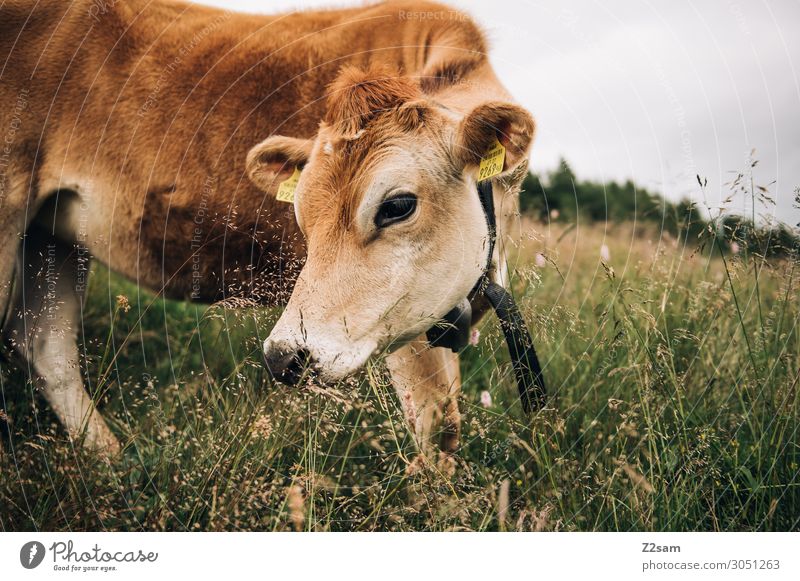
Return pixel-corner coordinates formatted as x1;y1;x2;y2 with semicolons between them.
0;0;534;469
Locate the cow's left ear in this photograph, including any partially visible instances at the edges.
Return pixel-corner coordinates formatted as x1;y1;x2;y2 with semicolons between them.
246;135;313;191
455;102;535;176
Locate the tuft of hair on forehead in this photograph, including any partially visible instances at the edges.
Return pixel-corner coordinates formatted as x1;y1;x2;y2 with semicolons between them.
324;64;423;139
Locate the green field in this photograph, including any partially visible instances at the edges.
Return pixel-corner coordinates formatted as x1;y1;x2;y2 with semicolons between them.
1;219;798;531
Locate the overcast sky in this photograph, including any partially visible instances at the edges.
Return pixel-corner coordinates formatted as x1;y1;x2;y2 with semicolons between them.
198;0;800;226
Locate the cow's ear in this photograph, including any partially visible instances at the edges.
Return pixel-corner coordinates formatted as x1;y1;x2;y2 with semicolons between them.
455;102;535;176
246;136;313;191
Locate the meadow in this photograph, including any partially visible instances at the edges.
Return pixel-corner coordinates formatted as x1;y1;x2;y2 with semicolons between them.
1;214;798;531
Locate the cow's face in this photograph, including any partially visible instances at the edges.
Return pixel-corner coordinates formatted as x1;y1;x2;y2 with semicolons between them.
248;67;534;384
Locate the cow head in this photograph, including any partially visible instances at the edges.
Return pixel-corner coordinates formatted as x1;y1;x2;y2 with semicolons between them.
247;66;534;385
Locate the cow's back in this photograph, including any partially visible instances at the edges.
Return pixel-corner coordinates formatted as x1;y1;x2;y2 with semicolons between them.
3;0;494;302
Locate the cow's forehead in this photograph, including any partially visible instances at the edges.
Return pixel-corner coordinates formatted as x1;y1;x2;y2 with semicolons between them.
300;115;450;233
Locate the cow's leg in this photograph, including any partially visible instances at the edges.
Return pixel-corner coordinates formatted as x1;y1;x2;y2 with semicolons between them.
386;337;461;474
3;224;119;455
0;200;29;458
1;233;13;456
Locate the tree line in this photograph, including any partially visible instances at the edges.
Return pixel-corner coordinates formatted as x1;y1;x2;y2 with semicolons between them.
520;158;800;258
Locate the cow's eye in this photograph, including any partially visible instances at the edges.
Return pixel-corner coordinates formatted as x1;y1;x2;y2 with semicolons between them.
375;193;417;228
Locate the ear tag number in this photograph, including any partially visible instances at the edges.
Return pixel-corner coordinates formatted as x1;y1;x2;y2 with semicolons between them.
276;167;301;203
478;139;506;181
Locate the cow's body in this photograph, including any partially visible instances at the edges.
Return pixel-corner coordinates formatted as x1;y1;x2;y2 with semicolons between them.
0;0;528;464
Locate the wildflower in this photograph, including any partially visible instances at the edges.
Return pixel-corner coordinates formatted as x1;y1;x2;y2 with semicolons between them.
550;209;560;220
730;241;741;254
286;485;305;531
600;244;611;262
497;479;510;530
252;415;272;439
767;499;778;520
535;253;547;268
480;390;492;408
531;506;552;532
403;391;417;427
621;463;654;494
469;328;481;346
116;294;130;312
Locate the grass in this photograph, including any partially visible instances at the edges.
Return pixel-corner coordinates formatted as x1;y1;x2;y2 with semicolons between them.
0;215;798;531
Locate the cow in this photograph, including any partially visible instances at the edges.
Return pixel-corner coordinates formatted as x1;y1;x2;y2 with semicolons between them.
0;0;535;471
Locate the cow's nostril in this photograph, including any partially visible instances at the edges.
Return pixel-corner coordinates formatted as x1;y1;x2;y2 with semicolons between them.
264;342;313;386
284;348;311;384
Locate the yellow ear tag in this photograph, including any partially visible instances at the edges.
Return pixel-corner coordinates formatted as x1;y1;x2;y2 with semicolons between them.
478;139;506;181
276;167;301;203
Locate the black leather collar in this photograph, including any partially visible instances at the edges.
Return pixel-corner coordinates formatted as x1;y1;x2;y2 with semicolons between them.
425;179;547;413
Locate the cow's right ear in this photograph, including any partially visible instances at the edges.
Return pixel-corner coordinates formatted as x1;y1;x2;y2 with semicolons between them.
246;136;313;191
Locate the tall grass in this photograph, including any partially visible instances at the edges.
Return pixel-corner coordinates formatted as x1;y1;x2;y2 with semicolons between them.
1;215;797;531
